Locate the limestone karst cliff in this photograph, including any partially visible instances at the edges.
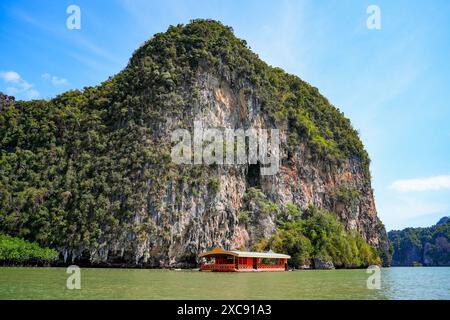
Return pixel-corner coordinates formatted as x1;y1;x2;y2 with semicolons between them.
0;20;391;267
389;217;450;266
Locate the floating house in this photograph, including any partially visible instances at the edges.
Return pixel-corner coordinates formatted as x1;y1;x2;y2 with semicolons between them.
198;246;290;272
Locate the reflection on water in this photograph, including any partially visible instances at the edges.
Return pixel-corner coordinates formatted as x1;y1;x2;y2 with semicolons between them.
0;267;448;299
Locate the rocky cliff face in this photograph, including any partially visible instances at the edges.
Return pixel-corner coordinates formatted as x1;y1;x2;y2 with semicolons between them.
0;20;390;267
389;217;450;266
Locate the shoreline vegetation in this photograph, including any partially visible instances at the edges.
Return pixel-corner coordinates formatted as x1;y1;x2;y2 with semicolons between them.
0;233;58;266
251;199;382;269
1;204;382;269
3;214;447;269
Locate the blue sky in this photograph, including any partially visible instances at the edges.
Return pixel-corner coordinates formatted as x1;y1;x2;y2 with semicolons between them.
1;0;449;230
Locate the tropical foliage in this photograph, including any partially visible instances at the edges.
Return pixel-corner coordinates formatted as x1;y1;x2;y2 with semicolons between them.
256;205;381;268
388;217;450;266
0;233;58;265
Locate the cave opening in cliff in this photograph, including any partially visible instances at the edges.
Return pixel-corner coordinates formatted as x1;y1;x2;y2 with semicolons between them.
247;162;261;187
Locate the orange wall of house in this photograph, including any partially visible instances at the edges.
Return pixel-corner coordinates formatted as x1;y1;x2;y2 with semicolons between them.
237;257;253;266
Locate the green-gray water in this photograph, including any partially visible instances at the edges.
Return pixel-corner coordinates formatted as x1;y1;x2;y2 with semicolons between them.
0;267;449;299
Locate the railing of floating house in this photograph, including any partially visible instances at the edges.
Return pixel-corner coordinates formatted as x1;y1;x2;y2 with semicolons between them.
237;264;253;270
256;264;285;270
200;264;236;271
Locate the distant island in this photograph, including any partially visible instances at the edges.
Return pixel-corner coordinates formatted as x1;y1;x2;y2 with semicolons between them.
388;217;450;266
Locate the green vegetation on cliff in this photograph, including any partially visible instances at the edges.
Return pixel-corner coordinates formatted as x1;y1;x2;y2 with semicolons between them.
255;202;381;268
0;20;377;264
0;233;58;265
126;19;369;167
388;217;450;266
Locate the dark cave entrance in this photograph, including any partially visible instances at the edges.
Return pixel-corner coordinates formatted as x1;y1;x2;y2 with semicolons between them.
246;162;261;188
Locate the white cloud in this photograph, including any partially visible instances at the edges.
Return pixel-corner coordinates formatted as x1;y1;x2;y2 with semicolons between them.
41;73;69;86
390;175;450;192
0;71;22;83
0;71;39;100
378;195;448;230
